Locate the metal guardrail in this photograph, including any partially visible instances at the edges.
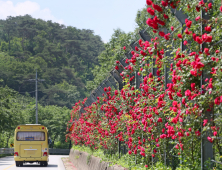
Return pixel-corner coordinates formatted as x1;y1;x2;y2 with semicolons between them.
0;148;14;154
0;148;70;155
49;148;70;155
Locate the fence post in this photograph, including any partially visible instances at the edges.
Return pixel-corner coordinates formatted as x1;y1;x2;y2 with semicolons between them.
108;76;118;90
118;140;121;159
110;70;123;90
201;1;214;169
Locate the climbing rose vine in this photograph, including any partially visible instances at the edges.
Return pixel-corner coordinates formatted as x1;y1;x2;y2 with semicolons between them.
67;0;222;169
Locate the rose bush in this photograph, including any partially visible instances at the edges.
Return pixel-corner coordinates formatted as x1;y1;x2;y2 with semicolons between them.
67;0;222;169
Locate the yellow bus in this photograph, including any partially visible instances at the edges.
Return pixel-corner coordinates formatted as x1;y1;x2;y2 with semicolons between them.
14;124;49;167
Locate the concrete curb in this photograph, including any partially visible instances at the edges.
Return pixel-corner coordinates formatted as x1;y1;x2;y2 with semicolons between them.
59;156;68;170
69;149;127;170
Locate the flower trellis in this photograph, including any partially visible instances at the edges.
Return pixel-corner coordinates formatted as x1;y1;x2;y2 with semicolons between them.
67;0;222;169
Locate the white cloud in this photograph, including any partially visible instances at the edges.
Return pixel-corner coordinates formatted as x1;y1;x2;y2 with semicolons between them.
0;1;64;24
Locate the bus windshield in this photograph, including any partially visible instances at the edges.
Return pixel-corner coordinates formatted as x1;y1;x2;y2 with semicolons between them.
17;131;45;141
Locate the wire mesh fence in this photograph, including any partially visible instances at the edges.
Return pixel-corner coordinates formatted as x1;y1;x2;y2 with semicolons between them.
74;1;222;169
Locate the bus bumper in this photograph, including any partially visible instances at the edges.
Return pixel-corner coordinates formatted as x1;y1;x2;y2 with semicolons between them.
14;156;49;162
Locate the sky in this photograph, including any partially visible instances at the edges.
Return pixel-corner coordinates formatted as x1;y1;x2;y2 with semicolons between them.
0;0;146;43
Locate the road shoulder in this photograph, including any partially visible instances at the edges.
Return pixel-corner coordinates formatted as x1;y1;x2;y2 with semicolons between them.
61;157;77;170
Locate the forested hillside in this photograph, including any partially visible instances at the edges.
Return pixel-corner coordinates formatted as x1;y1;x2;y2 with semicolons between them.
0;15;105;108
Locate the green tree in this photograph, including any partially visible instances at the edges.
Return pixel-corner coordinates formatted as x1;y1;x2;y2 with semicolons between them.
86;29;135;91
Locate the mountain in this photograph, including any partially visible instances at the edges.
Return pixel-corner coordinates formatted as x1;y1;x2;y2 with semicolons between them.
0;15;105;108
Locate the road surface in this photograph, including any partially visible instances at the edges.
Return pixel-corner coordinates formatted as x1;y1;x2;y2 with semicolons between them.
0;155;68;170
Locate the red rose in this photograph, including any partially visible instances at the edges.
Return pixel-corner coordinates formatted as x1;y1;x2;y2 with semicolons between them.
195;16;201;21
177;33;183;39
156;69;161;76
199;0;205;7
195;36;203;44
185;89;191;96
147;7;155;15
207;136;214;143
146;0;153;5
164;34;169;40
159;31;165;37
215;97;220;105
172;101;177;107
161;1;168;7
158;117;163;123
184;28;191;35
170;2;176;9
135;46;139;51
196;6;200;12
213;131;217;136
195;130;201;136
208;3;212;9
185;19;192;28
205;26;211;32
191;83;195;91
152;3;163;12
204;48;210;55
140;50;147;56
177;92;182;97
163;14;169;19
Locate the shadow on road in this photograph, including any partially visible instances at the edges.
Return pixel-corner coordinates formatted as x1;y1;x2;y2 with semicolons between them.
0;156;14;161
0;156;15;167
22;164;58;167
0;163;13;166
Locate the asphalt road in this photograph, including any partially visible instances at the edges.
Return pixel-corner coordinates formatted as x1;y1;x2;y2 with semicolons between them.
0;155;68;170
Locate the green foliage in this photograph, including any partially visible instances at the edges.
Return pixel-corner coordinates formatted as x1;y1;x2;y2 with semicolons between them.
72;145;193;170
54;141;70;149
87;154;92;165
37;104;71;148
86;29;135;91
0;86;27;148
0;85;71;149
0;15;105;108
0;86;23;139
0;154;13;158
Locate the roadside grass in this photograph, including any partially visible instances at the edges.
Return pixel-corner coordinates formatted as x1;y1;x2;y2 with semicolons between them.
71;145;222;170
0;153;13;158
72;145;176;170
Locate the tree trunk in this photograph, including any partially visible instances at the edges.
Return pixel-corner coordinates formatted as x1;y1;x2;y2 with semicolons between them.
6;133;11;148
